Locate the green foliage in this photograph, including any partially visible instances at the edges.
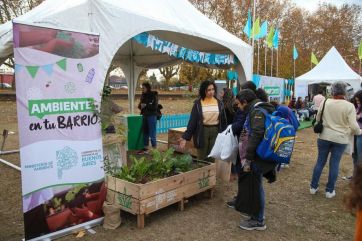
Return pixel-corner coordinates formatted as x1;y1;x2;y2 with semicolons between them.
116;165;136;183
65;184;87;202
106;148;195;184
173;153;193;173
51;197;62;211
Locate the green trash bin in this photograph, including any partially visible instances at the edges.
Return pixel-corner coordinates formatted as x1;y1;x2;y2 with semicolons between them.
121;114;144;151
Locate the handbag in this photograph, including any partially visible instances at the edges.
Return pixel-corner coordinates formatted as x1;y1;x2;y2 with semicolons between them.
313;99;327;134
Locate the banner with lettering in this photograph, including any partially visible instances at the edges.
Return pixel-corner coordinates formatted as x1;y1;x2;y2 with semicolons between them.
13;22;105;240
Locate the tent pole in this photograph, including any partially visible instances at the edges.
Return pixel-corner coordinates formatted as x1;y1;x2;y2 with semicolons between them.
129;40;135;114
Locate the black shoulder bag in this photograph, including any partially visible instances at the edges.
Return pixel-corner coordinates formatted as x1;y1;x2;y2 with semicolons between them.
313;99;327;134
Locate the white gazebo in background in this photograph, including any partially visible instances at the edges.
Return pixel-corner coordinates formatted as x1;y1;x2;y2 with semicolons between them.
295;46;362;98
0;0;252;112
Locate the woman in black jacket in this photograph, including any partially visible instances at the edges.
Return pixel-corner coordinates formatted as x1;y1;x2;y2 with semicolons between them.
178;80;227;161
138;82;158;153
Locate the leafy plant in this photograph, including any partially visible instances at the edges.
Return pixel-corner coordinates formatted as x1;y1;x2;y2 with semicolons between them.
116;165;136;183
129;156;150;183
65;184;87;202
51;197;63;211
173;153;193;172
106;148;196;184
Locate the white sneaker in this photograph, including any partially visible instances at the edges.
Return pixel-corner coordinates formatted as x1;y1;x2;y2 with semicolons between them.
326;190;336;199
310;187;318;195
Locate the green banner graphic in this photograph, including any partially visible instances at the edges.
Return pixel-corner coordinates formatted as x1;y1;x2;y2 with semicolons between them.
29;98;95;119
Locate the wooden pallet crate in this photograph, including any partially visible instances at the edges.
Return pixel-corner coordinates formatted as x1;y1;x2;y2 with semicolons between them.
106;161;216;228
168;127;198;157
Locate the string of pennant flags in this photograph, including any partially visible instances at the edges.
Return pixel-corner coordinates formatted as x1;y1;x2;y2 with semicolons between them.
133;32;238;65
15;58;67;79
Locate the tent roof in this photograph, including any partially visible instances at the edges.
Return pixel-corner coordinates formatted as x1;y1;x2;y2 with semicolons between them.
296;46;361;82
0;0;252;81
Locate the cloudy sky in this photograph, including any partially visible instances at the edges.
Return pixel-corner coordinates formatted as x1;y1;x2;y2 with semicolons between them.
293;0;361;12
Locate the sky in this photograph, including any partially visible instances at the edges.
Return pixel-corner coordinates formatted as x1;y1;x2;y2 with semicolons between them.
292;0;361;12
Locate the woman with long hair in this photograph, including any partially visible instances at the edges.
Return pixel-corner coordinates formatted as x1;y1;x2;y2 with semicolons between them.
178;80;227;161
138;82;158;154
221;87;236;125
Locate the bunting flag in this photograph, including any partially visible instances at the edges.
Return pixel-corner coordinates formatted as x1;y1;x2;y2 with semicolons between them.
243;9;252;39
26;66;40;79
255;21;268;39
251;17;261;39
16;58;67;79
133;32;237;65
56;58;67;71
311;52;319;65
358;41;362;60
273;28;279;49
293;45;299;60
41;64;54;76
15;64;22;73
266;26;275;48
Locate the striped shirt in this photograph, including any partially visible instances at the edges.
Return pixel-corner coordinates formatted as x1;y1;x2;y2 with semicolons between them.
201;97;219;125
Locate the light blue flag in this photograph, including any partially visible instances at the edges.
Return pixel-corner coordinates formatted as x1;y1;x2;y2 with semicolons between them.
15;64;22;73
243;9;252;39
273;28;279;49
293;45;298;60
41;64;54;76
255;21;268;39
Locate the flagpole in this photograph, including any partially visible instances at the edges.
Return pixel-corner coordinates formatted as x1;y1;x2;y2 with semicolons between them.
251;0;256;76
276;48;279;77
257;39;260;74
271;48;273;76
293;58;296;81
264;41;267;75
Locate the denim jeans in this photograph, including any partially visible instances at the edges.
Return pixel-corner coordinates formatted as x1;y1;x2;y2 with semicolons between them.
250;161;265;222
352;135;362;175
143;115;157;148
310;139;346;192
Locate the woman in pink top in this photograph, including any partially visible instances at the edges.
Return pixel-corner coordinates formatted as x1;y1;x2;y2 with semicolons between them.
312;89;325;111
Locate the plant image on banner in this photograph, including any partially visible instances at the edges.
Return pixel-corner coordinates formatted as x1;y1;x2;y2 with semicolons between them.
13;22;105;240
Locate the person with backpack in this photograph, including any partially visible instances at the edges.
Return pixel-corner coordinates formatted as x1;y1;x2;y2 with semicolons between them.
137;82;158;154
226;81;271;207
178;80;227;161
234;89;276;231
310;81;361;198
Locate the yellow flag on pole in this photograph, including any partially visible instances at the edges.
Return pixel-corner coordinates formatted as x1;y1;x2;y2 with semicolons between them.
311;52;319;65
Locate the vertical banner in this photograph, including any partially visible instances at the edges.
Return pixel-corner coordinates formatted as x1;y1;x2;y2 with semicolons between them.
13;22;105;240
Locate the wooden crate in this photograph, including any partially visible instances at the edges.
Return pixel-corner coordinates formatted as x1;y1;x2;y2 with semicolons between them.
103;134;127;167
106;161;216;228
168;127;198;157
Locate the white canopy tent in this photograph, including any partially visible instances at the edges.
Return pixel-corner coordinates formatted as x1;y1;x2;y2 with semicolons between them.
0;0;252;113
295;46;362;98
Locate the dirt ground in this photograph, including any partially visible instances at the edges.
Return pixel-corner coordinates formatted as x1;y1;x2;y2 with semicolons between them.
0;98;357;241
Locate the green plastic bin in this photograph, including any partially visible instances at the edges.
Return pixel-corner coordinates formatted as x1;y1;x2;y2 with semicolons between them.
121;114;144;151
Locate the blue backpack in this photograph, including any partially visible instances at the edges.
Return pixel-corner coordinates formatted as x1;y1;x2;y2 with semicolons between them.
250;107;296;164
274;105;300;131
